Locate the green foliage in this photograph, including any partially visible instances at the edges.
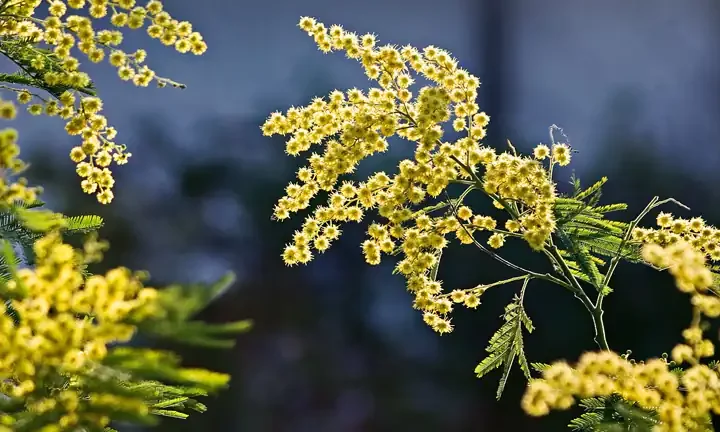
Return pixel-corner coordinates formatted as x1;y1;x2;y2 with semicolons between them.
475;278;533;399
0;37;96;98
557;229;606;293
569;395;659;432
530;363;551;373
554;179;641;271
552;176;650;299
61;215;104;234
0;202;103;268
135;272;253;348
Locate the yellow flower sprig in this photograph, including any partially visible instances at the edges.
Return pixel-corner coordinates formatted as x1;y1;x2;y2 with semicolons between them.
0;230;160;428
266;16;720;431
263;18;573;336
0;0;207;203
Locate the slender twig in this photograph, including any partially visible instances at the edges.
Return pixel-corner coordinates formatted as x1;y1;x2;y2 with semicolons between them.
519;274;530;302
437;274;529;298
600;196;689;296
451;205;571;289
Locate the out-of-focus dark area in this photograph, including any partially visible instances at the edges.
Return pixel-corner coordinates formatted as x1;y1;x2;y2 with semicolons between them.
18;0;720;430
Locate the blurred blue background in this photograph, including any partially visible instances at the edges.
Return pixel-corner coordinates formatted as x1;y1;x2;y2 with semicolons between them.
17;0;720;430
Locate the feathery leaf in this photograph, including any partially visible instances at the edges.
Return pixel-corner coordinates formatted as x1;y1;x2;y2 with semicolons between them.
474;278;533;400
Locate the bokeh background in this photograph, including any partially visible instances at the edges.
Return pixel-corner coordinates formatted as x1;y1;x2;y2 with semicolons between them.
16;0;720;430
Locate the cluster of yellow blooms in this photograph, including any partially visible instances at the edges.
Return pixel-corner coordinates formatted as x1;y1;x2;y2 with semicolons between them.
641;238;719;353
262;15;720;431
0;231;160;429
0;0;206;203
642;239;715;296
0;92;42;205
481;148;564;250
522;234;720;431
262;17;574;335
634;212;720;263
0;126;41;206
636;212;720;315
522;351;717;431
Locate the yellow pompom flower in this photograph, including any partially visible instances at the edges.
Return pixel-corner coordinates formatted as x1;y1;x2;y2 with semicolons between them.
533;144;550;160
488;233;506;249
551;143;571;166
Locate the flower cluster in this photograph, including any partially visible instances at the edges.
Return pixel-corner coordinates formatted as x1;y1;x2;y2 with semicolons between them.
482;148;561;250
523;236;720;431
634;212;720;262
641;239;714;295
0;231;160;428
0;125;42;206
641;238;720;359
263;18;569;335
638;215;720;318
0;0;206;203
262;17;485;257
522;351;720;431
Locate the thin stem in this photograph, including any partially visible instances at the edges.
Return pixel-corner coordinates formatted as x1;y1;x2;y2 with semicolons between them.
546;246;591;303
601;196;689;294
454;209;570;289
437;274;529;298
590;306;609;350
545;240;609;349
519;274;530;302
596;196;689;315
450;179;475;186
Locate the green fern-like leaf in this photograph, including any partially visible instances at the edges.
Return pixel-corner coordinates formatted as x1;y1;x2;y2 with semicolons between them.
0;37;97;98
593;203;628;214
557;230;605;292
552;177;646;294
0;205;103;268
101;347;230;393
12;207;66;232
530;362;550;373
475;278;533;400
565;266;611;292
567;214;624;235
132;272;252;348
578;236;642;263
569;172;583;196
569;412;604;431
554;197;589;211
63;214;104;233
554;198;596;224
579;397;608;410
569;395;659;432
574;177;608;201
149;409;190;419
